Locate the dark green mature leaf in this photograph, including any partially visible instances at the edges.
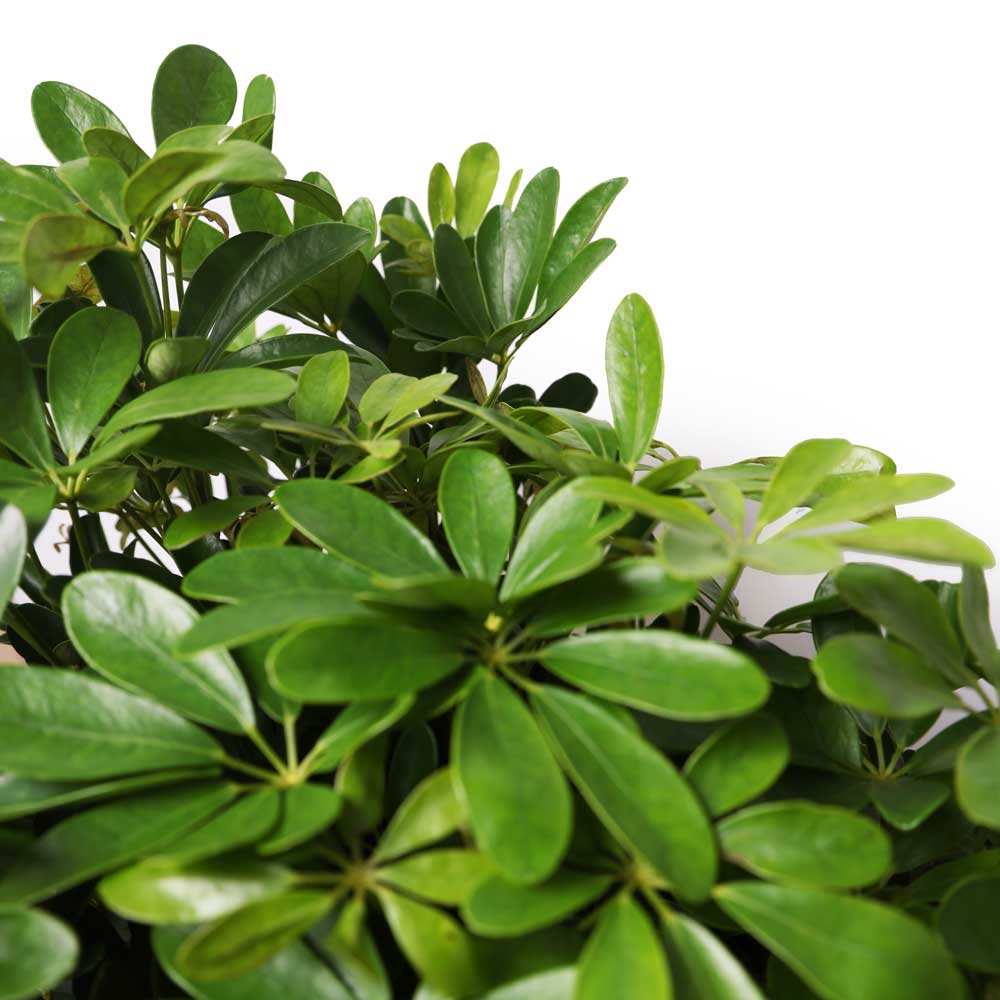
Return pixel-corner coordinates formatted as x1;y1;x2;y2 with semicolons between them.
0;326;52;470
83;126;150;174
606;293;663;468
684;714;790;817
152;45;237;145
63;571;254;732
0;906;79;1000
0;782;234;904
275;479;447;577
154;923;353;1000
305;698;413;775
88;246;163;344
576;894;669;1000
439;449;515;584
542;630;768;721
163;495;266;550
755;439;853;531
32;80;129;162
269;621;463;702
718;801;891;888
0;504;27;617
956;726;1000;829
715;882;966;1000
835;563;967;686
832;517;994;568
937;874;1000;974
462;870;611;937
813;635;961;718
21;213;120;296
99;369;295;438
177;890;334;981
454;142;500;238
231;186;291;235
433;224;492;336
162;789;282;863
257;785;343;855
867;778;949;832
99;854;291;925
47;307;141;460
959;565;1000;682
533;686;716;901
0;667;222;780
454;673;572;884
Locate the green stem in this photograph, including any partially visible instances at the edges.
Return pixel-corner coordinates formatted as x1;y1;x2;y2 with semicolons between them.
247;727;288;776
221;754;282;783
283;709;299;771
66;500;91;569
701;564;743;638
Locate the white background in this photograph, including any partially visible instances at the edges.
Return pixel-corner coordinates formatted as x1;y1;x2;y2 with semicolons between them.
1;0;997;627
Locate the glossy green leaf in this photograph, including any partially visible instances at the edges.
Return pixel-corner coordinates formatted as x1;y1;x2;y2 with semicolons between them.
99;854;291;924
162;789;282;862
375;768;464;861
454;674;571;884
684;714;790;816
813;634;961;718
47;306;141;460
32;80;129;162
428;162;455;228
718;801;891;888
0;504;27;617
275;479;447;577
454;142;500;238
0;161;77;221
0;906;79;1000
380;849;492;906
533;686;716;901
237;509;293;551
755;439;853;530
231;186;291;235
542;630;768;721
305;698;413;775
63;571;254;732
867;778;950;832
937;874;1000;973
152;45;237;144
715;881;966;1000
742;536;842;575
99;368;294;439
163;495;266;550
56;156;129;229
83;126;149;174
606;293;663;468
257;784;343;855
462;870;610;937
576;893;670;1000
0;327;53;470
0;782;234;904
20;213;119;296
439;449;515;584
832;517;994;568
0;667;222;780
959;565;1000;681
433;223;492;336
295;350;349;427
956;726;1000;829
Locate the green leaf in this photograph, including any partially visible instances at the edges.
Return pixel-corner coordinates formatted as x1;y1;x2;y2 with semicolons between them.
439;449;515;584
32;80;129;162
835;563;966;685
152;45;237;145
576;893;670;1000
756;439;854;530
606;293;663;468
63;571;254;732
661;911;766;1000
832;517;994;568
956;726;1000;829
392;289;472;341
462;870;610;937
176;890;333;981
376;888;488;998
0;667;222;780
0;504;27;617
98;368;294;439
542;630;769;721
56;156;129;229
47;306;141;460
379;849;492;906
937;873;1000;974
375;768;464;862
718;801;891;888
433;224;493;336
714;881;966;1000
742;536;842;575
21;212;119;298
0;906;79;1000
0;161;77;221
0;782;234;904
428;162;455;229
295;351;349;427
99;854;291;924
306;698;413;775
231;186;291;235
145;336;209;383
269;621;464;702
454;674;572;884
0;326;52;470
533;686;716;901
275;479;447;577
525;558;697;637
154;924;353;1000
83;126;149;174
162;788;283;863
867;779;950;832
813;634;961;718
538;177;627;302
164;495;267;550
959;565;1000;682
256;785;344;855
684;714;790;817
454;142;500;238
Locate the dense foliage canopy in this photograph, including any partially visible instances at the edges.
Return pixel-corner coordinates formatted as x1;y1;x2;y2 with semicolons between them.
0;42;998;1000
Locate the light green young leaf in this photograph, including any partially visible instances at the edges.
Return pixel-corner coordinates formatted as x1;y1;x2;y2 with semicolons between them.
379;849;492;907
755;439;853;531
0;161;77;221
832;517;994;568
375;769;464;862
295;351;350;427
163;496;267;550
0;906;79;1000
0;504;27;617
956;727;1000;830
454;142;500;238
56;156;130;229
428;162;455;229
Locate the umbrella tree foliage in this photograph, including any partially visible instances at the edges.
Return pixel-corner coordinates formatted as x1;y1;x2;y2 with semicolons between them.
1;42;999;1000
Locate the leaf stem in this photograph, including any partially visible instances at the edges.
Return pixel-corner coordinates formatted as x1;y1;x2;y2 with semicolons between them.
247;726;288;776
159;249;173;337
221;753;282;783
66;499;91;569
283;709;299;771
701;564;743;638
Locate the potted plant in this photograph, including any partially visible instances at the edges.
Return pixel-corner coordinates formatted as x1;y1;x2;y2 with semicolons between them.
0;42;998;1000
